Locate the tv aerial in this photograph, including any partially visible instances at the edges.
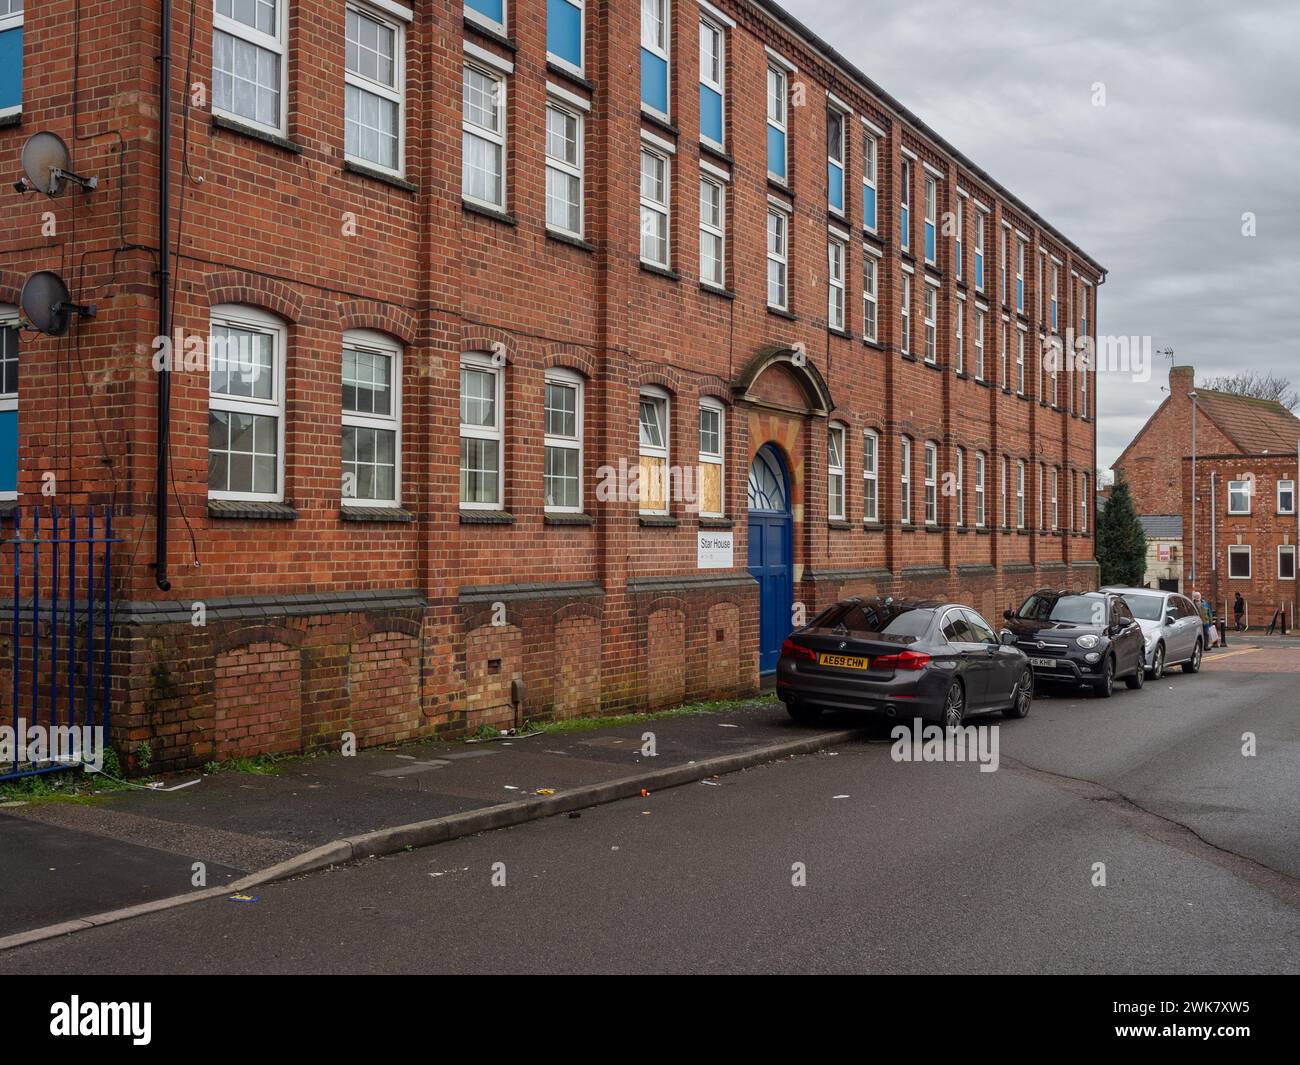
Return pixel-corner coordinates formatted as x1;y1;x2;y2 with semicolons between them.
13;132;99;196
20;271;97;336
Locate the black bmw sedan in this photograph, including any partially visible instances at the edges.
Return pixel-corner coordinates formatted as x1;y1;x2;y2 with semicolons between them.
776;597;1034;727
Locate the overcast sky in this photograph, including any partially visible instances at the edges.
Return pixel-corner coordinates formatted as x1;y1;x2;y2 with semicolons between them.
782;0;1300;468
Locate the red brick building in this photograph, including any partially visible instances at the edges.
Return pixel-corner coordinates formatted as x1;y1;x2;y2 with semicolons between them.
1;0;1104;770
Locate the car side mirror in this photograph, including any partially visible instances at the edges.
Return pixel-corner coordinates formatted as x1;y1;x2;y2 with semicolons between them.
1003;609;1014;620
1165;613;1177;626
1000;630;1016;646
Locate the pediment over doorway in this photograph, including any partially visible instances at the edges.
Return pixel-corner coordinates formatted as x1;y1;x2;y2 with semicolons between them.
732;345;834;416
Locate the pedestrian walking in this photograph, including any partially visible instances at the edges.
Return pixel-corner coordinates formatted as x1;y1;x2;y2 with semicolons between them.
1193;590;1215;648
1233;592;1246;631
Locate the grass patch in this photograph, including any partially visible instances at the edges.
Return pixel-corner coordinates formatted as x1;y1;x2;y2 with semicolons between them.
202;754;283;776
521;692;776;737
0;764;137;805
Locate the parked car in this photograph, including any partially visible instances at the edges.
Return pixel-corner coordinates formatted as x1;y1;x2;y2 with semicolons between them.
776;597;1034;727
1001;589;1146;697
1100;587;1204;678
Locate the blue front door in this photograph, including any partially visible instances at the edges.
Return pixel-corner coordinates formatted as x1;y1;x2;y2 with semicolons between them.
748;446;793;674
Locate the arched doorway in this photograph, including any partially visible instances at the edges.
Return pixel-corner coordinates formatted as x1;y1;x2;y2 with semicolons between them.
748;444;793;674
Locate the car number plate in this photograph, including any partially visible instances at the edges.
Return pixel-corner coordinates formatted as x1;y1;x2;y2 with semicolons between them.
818;653;869;670
1028;657;1057;668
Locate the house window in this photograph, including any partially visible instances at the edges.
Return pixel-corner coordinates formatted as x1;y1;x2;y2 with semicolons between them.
698;399;724;517
1228;479;1251;515
1050;261;1059;331
0;306;17;499
954;297;965;374
1079;339;1089;416
954;198;963;281
899;436;911;524
213;0;287;134
827;423;845;521
900;270;911;354
1038;463;1045;529
548;0;584;74
1080;473;1089;533
1280;545;1296;581
1015;327;1026;394
924;441;937;525
974;211;985;291
1015;237;1025;312
698;16;724;147
974;308;986;380
641;0;670;117
862;132;878;231
922;282;937;363
999;455;1008;528
767;208;788;309
460;353;504;508
1;0;24;116
1277;479;1295;514
546;101;583;237
699;176;726;289
954;447;964;527
863;429;878;522
345;3;404;174
923;174;937;264
766;65;787;181
638;388;670;514
341;331;400;505
1016;460;1025;529
462;64;506;210
1228;544;1252;580
999;227;1008;303
640;147;670;267
899;159;911;250
827;108;845;215
544;370;583;512
1051;466;1059;530
975;451;986;527
999;319;1007;387
862;253;878;342
465;0;505;34
208;305;285;501
828;237;846;332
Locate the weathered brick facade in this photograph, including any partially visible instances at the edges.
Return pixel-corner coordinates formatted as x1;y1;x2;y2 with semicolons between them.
2;0;1103;770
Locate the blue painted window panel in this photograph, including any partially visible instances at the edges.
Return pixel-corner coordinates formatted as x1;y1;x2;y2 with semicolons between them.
900;206;909;248
975;253;984;289
0;28;21;111
925;222;935;262
863;185;876;230
641;49;668;113
1016;279;1024;310
827;162;844;213
547;0;582;68
767;126;786;180
1051;302;1058;330
466;0;504;24
955;239;963;274
0;410;16;494
700;84;723;144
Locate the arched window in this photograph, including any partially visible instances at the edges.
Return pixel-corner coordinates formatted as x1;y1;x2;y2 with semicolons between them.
342;329;401;506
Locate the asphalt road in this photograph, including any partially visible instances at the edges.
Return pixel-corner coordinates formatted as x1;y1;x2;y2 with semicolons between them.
3;652;1297;974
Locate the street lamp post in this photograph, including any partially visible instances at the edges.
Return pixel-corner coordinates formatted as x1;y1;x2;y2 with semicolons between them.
1188;391;1198;588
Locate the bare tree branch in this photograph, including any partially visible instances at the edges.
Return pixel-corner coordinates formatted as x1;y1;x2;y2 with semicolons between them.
1199;371;1300;410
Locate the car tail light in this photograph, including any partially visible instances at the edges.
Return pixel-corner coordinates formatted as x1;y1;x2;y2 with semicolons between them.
780;638;817;663
873;649;932;671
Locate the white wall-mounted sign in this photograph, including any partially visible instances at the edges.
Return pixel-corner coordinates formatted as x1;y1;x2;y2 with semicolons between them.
697;530;734;569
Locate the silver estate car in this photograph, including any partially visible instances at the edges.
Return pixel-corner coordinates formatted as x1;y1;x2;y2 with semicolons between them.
1100;587;1204;679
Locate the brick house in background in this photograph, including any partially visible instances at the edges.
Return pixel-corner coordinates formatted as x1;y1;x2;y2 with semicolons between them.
0;0;1104;771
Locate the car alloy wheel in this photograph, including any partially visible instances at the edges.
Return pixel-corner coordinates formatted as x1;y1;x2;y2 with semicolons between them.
1126;657;1145;690
1004;669;1033;719
1094;656;1114;698
943;682;965;728
1183;640;1202;674
1149;645;1164;680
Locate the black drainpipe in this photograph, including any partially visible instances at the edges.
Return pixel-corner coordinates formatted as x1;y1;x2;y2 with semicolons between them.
154;0;173;590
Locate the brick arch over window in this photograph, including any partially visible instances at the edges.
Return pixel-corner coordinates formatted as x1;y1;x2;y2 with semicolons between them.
461;327;516;365
733;345;834;415
552;600;602;624
544;347;597;379
338;299;418;346
212;623;307;657
205;270;304;323
0;269;22;306
695;375;734;406
636;367;681;396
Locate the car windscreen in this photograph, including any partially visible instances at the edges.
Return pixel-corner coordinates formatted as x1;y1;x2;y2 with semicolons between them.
1121;594;1165;621
815;602;934;639
1018;594;1102;625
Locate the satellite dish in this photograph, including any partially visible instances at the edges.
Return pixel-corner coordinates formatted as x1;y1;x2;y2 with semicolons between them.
20;271;96;336
17;132;99;196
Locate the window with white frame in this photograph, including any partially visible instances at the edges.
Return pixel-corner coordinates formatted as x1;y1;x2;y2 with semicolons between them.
640;146;670;267
862;130;878;231
1079;333;1089;416
1277;478;1295;514
638;388;670;514
924;441;937;525
0;1;22;118
548;0;584;75
1050;261;1059;331
544;370;583;511
1038;463;1045;529
1016;459;1025;528
344;4;404;174
862;252;878;342
999;226;1008;302
1050;466;1059;530
974;210;985;291
699;16;724;148
975;451;986;527
999;319;1008;387
1015;326;1026;394
899;158;911;251
766;65;787;181
922;281;937;363
828;237;846;331
954;197;964;281
460;353;504;508
1279;544;1296;581
900;269;911;354
1049;338;1060;406
954;296;964;373
1228;479;1252;515
698;399;724;517
465;0;505;35
954;447;964;527
827;107;846;215
827;423;846;521
999;455;1008;527
640;0;670;117
342;330;400;505
899;435;911;524
863;429;878;522
1080;473;1089;532
975;308;986;380
923;174;937;264
1228;544;1251;580
545;100;583;237
699;176;726;289
0;305;19;500
208;305;285;501
1015;237;1025;312
767;207;788;309
213;0;286;134
1038;252;1047;322
462;63;506;210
